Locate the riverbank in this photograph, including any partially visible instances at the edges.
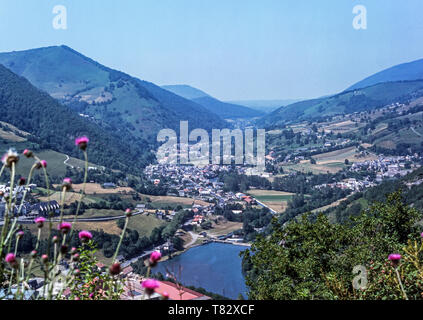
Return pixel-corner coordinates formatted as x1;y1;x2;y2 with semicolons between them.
160;237;251;263
153;242;249;299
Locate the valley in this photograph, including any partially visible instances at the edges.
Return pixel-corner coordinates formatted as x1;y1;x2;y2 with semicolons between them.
2;44;423;301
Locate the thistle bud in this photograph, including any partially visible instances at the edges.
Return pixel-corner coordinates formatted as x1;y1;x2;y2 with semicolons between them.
30;250;37;258
109;262;122;276
52;236;59;243
16;231;24;239
41;254;49;264
388;253;401;267
60;244;68;254
23;149;33;158
18;177;26;186
34;217;45;228
149;251;162;268
35;160;47;170
5;253;17;268
62;178;72;191
125;208;132;217
72;253;80;262
75;136;89;151
161;292;169;300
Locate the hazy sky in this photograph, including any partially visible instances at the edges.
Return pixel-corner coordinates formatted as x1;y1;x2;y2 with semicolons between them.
0;0;422;101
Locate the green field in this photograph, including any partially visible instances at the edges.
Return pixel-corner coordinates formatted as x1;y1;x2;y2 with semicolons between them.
12;150;90;177
253;194;294;202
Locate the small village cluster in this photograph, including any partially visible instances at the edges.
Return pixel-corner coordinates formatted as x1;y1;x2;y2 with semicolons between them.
144;164;264;211
350;154;421;181
0;183;60;220
313;154;422;192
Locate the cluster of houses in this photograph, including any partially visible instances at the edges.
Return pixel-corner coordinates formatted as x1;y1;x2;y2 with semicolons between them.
349;154;421;181
144;164;248;208
314;177;376;192
0;183;60;220
313;154;422;192
280;139;352;164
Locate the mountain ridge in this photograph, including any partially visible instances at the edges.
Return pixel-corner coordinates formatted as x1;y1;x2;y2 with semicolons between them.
258;57;423;127
0;45;228;143
162;84;265;119
0;63;153;172
346;58;423;91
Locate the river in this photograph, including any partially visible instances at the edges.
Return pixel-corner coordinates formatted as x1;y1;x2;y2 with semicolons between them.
153;242;248;299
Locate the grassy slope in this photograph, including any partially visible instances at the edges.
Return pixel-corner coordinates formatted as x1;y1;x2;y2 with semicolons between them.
259;80;423;126
0;46;228;143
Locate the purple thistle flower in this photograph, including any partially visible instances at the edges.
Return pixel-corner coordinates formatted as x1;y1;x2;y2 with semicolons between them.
58;222;72;234
75;136;89;150
34;217;46;228
5;253;16;263
79;230;93;242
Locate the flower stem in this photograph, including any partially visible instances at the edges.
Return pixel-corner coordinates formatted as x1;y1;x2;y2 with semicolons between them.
69;150;88;239
0;163;15;256
17;163;36;215
394;268;408;300
111;216;129;264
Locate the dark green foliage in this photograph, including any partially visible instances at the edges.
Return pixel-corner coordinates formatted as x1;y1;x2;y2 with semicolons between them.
242;191;422;299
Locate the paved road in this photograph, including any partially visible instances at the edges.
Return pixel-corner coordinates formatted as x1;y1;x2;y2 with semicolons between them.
63;155;71;167
0;210;144;225
184;231;199;248
411;127;422;137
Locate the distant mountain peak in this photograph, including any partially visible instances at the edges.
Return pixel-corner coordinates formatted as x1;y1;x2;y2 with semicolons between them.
0;46;227;142
162;84;264;119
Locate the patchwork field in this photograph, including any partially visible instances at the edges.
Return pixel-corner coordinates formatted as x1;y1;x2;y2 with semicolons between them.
321;120;362;134
247;189;295;213
71;183;134;195
313;146;377;164
282;161;345;174
373;126;423;149
281;146;378;174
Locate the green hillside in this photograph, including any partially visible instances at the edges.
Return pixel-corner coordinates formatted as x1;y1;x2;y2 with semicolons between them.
0;46;227;143
347;58;423;91
258;80;423;127
0;64;153;173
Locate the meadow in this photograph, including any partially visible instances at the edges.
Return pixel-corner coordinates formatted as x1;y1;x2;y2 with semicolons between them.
247;189;295;213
